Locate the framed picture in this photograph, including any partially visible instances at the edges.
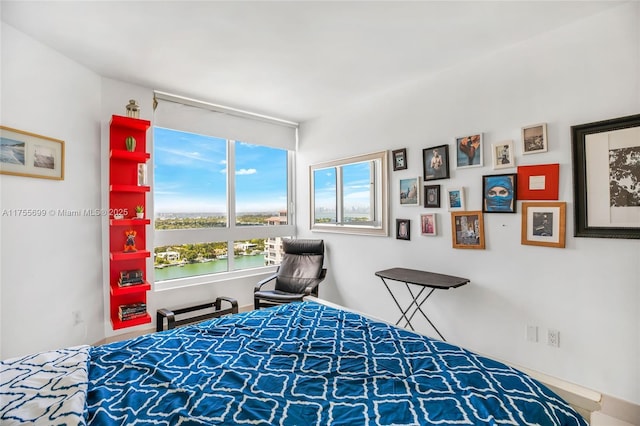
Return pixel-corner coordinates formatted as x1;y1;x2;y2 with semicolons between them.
392;148;407;171
451;211;485;249
517;163;559;200
522;123;548;154
482;173;517;213
455;133;483;168
521;202;566;248
424;184;441;208
491;140;515;169
446;187;465;211
422;144;450;181
396;218;411;240
420;213;437;236
0;125;65;180
571;113;640;239
399;177;420;206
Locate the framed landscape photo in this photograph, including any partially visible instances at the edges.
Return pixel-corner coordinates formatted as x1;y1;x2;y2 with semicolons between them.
522;123;548;154
392;148;407;171
420;213;437;236
424;184;441;208
483;173;517;213
491;140;515;169
446;187;465;211
455;133;483;168
422;144;450;181
396;218;411;240
399;177;420;206
571;113;640;239
0;125;65;180
451;211;485;249
521;202;566;248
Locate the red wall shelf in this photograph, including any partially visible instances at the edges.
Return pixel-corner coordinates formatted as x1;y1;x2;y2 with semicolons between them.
109;114;152;330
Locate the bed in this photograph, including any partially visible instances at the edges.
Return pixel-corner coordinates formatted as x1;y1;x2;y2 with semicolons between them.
2;300;590;425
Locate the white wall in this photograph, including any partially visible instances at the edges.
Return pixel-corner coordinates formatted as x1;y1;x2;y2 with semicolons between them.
0;24;269;353
0;23;104;357
297;3;640;404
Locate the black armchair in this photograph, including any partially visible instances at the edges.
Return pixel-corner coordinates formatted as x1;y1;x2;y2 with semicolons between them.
254;239;326;309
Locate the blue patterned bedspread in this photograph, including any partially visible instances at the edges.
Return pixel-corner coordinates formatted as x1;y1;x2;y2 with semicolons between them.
87;302;588;425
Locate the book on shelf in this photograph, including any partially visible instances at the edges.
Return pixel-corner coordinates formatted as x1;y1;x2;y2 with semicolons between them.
118;303;147;321
118;269;144;287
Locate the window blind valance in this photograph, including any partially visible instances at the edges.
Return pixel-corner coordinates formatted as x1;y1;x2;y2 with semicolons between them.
153;91;298;151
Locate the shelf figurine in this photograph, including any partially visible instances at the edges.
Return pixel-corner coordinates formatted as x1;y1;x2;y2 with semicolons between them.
124;230;137;252
135;205;144;219
125;135;136;152
126;99;140;118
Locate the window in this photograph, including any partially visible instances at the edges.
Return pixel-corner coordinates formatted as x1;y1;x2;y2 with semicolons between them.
310;151;389;236
153;92;296;289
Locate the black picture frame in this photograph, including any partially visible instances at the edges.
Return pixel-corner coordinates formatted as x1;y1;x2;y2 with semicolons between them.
422;144;450;181
571;113;640;239
392;148;407;171
396;218;410;240
424;185;441;208
482;173;517;213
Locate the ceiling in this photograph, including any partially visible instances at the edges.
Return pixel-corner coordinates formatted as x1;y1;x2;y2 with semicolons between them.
0;1;623;123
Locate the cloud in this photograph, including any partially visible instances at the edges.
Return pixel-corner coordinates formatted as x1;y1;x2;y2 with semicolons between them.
236;168;257;175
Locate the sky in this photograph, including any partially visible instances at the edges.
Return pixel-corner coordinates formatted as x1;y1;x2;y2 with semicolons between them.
153;127;288;214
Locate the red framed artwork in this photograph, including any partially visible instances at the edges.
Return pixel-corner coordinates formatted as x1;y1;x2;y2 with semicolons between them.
517;163;559;200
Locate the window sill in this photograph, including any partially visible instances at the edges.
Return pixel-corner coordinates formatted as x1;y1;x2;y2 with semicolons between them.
154;265;278;292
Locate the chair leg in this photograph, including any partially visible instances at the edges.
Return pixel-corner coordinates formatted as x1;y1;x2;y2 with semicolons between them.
254;297;260;310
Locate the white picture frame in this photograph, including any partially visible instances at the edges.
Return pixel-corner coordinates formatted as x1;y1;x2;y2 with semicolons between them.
420;213;437;236
399;176;421;206
491;140;515;169
446;187;465;211
455;133;483;169
521;123;548;155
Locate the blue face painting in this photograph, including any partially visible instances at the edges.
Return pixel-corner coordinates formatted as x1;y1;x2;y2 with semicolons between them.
485;175;514;212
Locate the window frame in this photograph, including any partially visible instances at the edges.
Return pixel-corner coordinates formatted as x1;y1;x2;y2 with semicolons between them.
309;150;389;236
152;134;295;291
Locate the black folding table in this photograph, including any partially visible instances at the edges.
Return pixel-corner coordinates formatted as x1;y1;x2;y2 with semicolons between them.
375;267;470;341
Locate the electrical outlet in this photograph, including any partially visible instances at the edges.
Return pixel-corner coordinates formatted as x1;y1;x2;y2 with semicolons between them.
547;329;560;348
526;325;538;343
72;310;83;325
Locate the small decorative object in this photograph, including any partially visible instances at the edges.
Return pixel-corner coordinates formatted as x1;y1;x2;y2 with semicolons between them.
113;213;124;220
126;99;140;118
124;230;137;252
423;144;450;181
521;202;566;248
451;211;485;249
522;123;548;154
420;213;437;236
396;219;410;240
455;133;483;168
391;148;407;171
424;185;441;208
491;140;515;169
135;205;144;219
399;177;420;206
125;136;136;152
446;187;465;211
482;174;517;213
137;163;147;186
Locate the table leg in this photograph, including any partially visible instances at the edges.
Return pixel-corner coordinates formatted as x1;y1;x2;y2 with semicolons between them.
380;277;415;331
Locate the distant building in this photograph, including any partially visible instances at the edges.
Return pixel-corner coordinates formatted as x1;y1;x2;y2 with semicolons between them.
265;211;287;265
156;251;180;262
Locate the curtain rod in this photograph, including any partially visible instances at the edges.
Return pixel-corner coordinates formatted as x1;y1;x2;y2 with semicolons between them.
153;90;299;129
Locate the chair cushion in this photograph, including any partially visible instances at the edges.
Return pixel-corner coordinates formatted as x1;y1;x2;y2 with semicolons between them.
282;239;324;255
275;254;323;294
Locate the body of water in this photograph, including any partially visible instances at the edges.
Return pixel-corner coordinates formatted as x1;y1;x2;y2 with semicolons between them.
155;254;266;281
